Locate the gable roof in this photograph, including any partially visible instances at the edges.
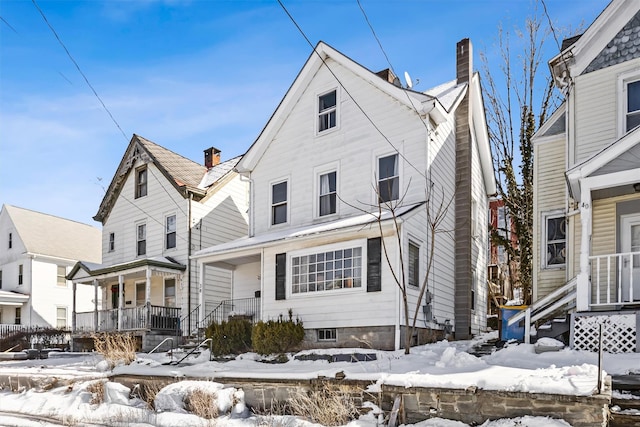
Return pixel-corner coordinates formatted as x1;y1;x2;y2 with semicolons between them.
550;0;640;88
236;41;449;173
2;205;101;263
94;135;237;223
565;126;640;200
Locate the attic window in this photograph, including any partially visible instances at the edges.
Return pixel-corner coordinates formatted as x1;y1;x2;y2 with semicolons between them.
135;166;147;199
318;90;337;132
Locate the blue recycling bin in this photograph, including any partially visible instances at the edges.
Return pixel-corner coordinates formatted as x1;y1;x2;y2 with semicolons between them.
500;305;527;341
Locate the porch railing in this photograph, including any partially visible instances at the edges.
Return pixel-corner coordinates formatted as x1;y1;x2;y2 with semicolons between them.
200;297;260;329
590;251;640;307
74;304;181;334
0;324;29;339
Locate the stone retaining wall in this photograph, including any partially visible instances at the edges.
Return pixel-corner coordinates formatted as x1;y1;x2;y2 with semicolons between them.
111;374;611;427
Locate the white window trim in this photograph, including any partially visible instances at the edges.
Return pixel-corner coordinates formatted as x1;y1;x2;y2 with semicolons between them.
313;162;340;220
542;211;567;270
315;87;340;136
286;239;367;299
407;238;421;288
56;306;68;328
165;213;177;251
108;232;115;253
56;265;68;287
269;177;290;228
374;150;403;206
136;221;147;257
317;328;337;342
135;165;148;199
617;70;640;137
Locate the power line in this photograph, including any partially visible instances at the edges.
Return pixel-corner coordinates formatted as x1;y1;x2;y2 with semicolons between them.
31;0;128;140
276;0;427;180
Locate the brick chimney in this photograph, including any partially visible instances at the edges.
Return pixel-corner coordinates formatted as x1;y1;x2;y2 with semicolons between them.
204;147;221;169
454;38;474;340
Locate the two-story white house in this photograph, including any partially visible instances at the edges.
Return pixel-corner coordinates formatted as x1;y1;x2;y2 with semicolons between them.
193;39;496;350
67;135;248;351
527;0;640;353
0;205;100;342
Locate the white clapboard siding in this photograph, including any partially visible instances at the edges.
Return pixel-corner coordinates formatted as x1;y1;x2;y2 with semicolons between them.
250;58;429;236
102;160;189;267
573;59;640;165
260;230;399;329
533;135;567;299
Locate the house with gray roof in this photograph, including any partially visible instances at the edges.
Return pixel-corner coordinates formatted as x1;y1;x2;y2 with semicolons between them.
522;0;640;353
67;134;248;351
0;204;101;340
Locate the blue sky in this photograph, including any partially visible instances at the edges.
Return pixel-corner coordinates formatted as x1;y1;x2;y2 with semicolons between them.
0;0;607;227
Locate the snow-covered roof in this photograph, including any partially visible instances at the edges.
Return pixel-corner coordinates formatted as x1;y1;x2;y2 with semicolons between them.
199;156;241;189
424;79;467;112
193;203;424;259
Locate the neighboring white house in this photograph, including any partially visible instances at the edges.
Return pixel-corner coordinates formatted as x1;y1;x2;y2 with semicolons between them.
193;39;496;350
528;0;640;352
67;135;248;351
0;205;100;335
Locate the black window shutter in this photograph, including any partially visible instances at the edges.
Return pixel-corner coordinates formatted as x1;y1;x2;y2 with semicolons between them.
275;253;286;300
367;237;381;292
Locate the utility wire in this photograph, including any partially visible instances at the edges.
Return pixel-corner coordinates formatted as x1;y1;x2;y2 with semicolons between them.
277;0;427;180
32;0;128;140
540;0;573;89
33;0;195;244
0;16;18;34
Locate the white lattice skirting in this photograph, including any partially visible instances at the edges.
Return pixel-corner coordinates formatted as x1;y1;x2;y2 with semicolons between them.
572;313;638;353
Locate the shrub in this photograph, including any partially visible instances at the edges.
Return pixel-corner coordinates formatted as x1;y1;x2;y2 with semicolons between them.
252;310;304;356
92;332;137;369
205;317;253;357
184;389;218;419
289;386;360;426
86;380;106;405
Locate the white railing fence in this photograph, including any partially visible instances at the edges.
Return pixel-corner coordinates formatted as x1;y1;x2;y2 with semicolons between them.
589;251;640;307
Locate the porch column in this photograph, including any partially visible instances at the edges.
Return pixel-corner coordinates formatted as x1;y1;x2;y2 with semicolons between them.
145;267;151;329
118;275;124;330
93;279;99;331
577;185;592;312
72;281;77;332
198;261;205;325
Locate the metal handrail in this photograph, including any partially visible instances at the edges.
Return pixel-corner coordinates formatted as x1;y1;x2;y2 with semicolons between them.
148;337;174;355
170;338;211;366
180;305;200;337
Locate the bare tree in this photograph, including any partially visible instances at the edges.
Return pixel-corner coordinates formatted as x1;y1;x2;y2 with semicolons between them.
344;177;454;354
480;8;564;305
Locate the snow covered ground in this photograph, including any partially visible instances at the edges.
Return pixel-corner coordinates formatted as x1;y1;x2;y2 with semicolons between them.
0;332;638;426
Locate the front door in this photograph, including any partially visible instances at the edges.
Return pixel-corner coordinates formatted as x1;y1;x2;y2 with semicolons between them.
621;213;640;302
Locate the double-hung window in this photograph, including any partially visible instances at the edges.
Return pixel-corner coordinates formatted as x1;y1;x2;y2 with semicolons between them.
318;90;337;133
8;232;12;249
271;181;288;225
135;166;147;198
378;154;399;203
166;214;176;249
57;266;67;287
626;79;640;132
56;307;67;328
108;232;115;252
544;214;566;268
319;171;337;216
408;241;420;287
137;223;146;256
18;264;23;285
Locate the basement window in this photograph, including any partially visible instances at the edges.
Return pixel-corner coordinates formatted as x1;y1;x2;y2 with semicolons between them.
317;328;337;342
